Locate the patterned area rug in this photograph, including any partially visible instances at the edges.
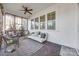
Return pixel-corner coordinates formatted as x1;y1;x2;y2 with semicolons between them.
32;42;61;56
0;37;44;56
0;37;61;56
60;46;78;56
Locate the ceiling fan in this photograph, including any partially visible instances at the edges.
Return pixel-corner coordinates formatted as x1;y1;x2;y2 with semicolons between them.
0;3;4;15
20;5;33;15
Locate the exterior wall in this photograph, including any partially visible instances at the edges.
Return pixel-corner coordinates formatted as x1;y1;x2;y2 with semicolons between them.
28;4;78;49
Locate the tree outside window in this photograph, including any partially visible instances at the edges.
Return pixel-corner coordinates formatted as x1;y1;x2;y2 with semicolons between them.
47;11;56;30
35;17;39;29
40;15;45;29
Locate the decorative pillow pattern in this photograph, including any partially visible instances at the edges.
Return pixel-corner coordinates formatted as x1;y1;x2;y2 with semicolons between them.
41;33;46;38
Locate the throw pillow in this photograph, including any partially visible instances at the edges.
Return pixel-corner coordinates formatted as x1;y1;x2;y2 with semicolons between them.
41;33;46;38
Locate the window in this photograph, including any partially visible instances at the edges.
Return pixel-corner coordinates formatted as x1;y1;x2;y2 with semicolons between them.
15;17;22;30
3;13;28;32
47;11;56;30
31;19;35;29
40;15;45;29
22;18;28;30
5;14;14;30
35;17;39;29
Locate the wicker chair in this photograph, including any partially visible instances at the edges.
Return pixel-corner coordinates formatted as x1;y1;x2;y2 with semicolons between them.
2;31;19;52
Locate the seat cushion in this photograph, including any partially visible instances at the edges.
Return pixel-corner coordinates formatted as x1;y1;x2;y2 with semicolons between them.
7;39;15;45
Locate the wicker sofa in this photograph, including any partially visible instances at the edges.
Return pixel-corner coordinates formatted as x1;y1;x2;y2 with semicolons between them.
28;32;48;43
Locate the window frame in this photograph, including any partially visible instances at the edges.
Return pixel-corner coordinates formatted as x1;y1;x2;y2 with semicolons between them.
31;19;35;29
40;15;45;29
35;17;39;30
47;11;56;30
4;13;28;31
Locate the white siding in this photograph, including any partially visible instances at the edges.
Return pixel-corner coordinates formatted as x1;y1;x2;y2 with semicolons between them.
28;4;78;49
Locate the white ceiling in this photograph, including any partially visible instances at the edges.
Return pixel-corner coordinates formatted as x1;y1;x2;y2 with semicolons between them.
3;3;54;18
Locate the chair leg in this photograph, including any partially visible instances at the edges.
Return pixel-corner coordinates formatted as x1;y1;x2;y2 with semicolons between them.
16;40;19;48
0;39;2;51
4;42;8;53
16;38;19;48
0;45;1;51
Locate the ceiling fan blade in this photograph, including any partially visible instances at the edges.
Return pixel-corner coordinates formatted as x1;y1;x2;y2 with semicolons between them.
19;10;25;11
28;9;33;11
24;11;27;14
20;5;32;15
22;5;28;9
22;5;26;9
28;11;32;15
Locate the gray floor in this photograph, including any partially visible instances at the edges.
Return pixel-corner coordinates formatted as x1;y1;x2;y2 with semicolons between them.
60;45;79;56
0;37;44;56
0;36;79;56
0;37;61;56
32;42;61;56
